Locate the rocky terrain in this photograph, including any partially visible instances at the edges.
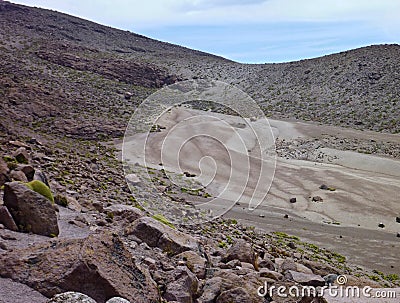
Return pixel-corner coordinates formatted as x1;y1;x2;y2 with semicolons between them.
0;1;399;303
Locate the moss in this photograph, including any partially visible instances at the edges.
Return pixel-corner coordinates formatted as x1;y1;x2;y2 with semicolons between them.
107;211;114;220
152;214;175;229
218;241;227;248
25;180;54;204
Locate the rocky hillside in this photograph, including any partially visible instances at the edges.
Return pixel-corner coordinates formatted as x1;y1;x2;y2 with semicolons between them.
1;1;399;139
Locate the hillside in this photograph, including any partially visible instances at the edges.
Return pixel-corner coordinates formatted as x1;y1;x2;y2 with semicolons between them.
1;1;399;139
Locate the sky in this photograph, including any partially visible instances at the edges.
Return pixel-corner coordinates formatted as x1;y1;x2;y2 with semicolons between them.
11;0;400;63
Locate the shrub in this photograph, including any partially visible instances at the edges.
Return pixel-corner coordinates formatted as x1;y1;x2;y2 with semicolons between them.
25;180;54;204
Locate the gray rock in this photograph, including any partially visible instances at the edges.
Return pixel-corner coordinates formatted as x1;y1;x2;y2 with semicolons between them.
0;158;9;186
259;268;283;280
198;277;223;303
396;216;400;223
125;216;199;255
10;170;28;182
312;196;323;202
258;258;276;271
285;270;326;287
33;170;49;187
164;266;199;303
216;287;252;303
47;292;96;303
106;298;131;303
16;164;35;181
221;239;256;266
0;205;18;231
176;250;207;279
13;147;29;164
4;182;59;237
104;204;143;224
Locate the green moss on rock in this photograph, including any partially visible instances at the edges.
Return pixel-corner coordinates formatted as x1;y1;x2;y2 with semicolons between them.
25;180;54;204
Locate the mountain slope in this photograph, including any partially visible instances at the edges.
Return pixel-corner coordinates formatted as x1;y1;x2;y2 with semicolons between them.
0;1;399;137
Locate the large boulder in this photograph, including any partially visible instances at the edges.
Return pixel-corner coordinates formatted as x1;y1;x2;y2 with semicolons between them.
285;270;326;287
12;147;29;164
0;233;159;303
0;205;18;231
0;277;48;303
221;239;256;266
216;287;252;303
163;266;199;303
47;292;97;303
125;216;199;255
3;181;59;236
198;277;223;303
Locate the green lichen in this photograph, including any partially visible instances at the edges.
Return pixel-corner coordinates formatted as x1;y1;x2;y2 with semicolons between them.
25;180;54;204
152;214;175;229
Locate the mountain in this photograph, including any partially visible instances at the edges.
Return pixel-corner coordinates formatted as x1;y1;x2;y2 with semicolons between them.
1;1;399;140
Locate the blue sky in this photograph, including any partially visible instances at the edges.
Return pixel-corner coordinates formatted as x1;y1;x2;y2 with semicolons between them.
11;0;400;63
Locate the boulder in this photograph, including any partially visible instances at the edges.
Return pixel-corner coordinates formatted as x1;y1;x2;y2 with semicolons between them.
0;233;159;303
0;158;9;186
47;292;97;303
0;277;48;303
216;287;252;303
0;205;18;231
33;170;49;186
312;196;323;202
396;216;400;223
221;239;256;266
197;277;223;303
285;270;325;287
257;257;275;271
10;170;28;182
106;298;131;303
3;182;59;236
12;147;29;164
16;164;35;181
259;268;283;280
104;204;143;225
176;250;207;279
163;266;199;303
125;216;199;255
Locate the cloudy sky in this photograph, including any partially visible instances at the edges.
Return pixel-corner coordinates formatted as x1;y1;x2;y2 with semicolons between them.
11;0;400;63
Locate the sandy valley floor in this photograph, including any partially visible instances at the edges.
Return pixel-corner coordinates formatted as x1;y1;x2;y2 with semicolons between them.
121;107;400;274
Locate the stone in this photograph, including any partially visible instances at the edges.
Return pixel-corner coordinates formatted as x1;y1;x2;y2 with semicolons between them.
125;216;199;255
10;170;28;182
378;222;385;228
221;239;256;266
0;158;10;186
0;205;18;231
33;170;49;186
285;270;325;287
125;173;141;185
296;263;314;274
16;164;35;181
280;258;297;272
47;292;97;303
12;147;29;164
164;266;199;303
197;277;223;303
0;233;159;303
106;297;131;303
312;196;323;202
396;216;400;223
4;182;59;236
319;184;328;190
259;268;283;280
216;287;252;303
289;197;297;203
0;277;48;303
301;260;339;276
258;258;276;271
104;204;143;225
397;232;400;238
176;250;207;279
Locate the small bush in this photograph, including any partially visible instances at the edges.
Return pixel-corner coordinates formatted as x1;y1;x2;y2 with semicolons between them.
25;180;54;204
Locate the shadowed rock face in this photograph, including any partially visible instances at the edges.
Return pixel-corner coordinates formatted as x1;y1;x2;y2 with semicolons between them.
0;233;160;303
4;181;59;237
